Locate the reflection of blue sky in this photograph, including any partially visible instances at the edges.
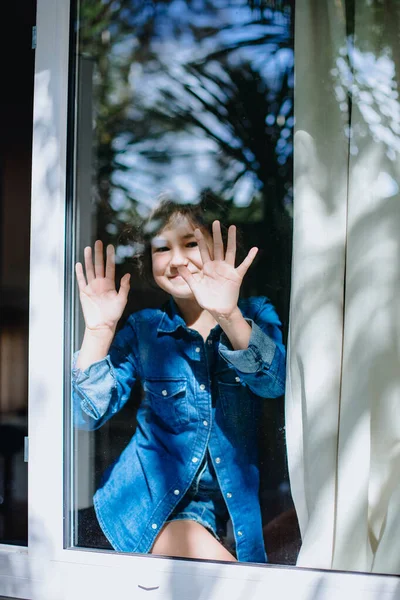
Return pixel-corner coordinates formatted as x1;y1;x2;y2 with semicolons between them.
91;0;293;216
333;44;400;159
113;134;221;208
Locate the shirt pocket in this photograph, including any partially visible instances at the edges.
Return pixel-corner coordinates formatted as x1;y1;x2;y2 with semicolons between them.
143;377;189;432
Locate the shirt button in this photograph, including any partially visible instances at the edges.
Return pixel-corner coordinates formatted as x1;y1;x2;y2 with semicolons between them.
215;457;221;464
162;390;167;396
174;489;180;495
226;492;232;499
151;523;158;530
203;420;208;427
207;340;212;345
199;384;205;391
192;457;199;463
195;347;201;353
235;376;240;382
237;530;243;537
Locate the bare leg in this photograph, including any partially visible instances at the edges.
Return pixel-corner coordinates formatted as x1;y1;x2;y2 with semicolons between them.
151;520;237;562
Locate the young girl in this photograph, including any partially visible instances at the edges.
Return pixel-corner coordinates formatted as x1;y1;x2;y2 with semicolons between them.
72;201;286;563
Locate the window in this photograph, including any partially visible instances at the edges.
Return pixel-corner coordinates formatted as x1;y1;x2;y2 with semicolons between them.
69;0;297;566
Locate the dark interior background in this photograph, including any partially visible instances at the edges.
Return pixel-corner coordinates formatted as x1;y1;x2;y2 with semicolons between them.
0;0;36;545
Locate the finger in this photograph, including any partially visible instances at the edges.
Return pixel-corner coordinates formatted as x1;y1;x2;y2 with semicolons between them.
236;247;258;279
94;240;105;278
118;273;131;303
212;220;224;261
177;265;196;290
225;225;236;266
84;246;95;283
75;262;87;291
194;228;211;264
105;244;116;281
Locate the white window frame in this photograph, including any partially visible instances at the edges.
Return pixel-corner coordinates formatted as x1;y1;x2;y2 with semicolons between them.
0;0;399;598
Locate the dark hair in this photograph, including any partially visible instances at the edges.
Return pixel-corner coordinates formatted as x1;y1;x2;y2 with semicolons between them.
123;199;242;285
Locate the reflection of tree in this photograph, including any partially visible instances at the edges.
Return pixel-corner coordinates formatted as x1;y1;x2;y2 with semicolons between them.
76;0;294;317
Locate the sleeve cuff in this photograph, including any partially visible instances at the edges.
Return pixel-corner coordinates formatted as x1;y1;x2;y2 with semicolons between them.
218;319;277;374
72;352;116;419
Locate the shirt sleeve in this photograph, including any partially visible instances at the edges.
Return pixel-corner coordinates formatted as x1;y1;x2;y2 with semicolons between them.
218;298;286;398
72;317;140;430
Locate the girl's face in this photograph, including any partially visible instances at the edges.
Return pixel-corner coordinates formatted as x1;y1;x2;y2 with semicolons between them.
150;215;210;300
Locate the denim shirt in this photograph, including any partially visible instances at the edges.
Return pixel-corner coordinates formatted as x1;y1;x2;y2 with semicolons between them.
72;296;286;563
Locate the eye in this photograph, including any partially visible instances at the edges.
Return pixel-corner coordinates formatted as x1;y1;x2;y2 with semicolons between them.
186;241;198;248
153;246;169;253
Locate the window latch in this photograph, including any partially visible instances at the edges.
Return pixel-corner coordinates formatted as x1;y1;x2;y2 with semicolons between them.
32;25;37;50
24;437;29;462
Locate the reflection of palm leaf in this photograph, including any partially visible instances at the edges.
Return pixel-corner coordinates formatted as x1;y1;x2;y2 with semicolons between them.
126;57;291;209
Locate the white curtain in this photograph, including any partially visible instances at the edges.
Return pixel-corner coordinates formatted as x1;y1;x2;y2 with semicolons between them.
287;0;400;574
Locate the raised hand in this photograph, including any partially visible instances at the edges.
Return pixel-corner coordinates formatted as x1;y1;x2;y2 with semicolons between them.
75;240;130;333
177;221;258;319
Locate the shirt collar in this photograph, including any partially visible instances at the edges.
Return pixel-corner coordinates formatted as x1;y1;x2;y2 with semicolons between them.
157;298;187;334
157;298;222;339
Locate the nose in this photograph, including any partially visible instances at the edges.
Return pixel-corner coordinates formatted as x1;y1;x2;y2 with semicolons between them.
170;247;188;268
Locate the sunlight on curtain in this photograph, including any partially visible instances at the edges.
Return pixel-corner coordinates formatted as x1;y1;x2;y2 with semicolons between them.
335;0;400;575
288;0;400;574
286;0;348;569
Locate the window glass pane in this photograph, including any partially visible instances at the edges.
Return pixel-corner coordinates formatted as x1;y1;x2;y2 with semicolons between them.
0;0;36;546
69;0;297;564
